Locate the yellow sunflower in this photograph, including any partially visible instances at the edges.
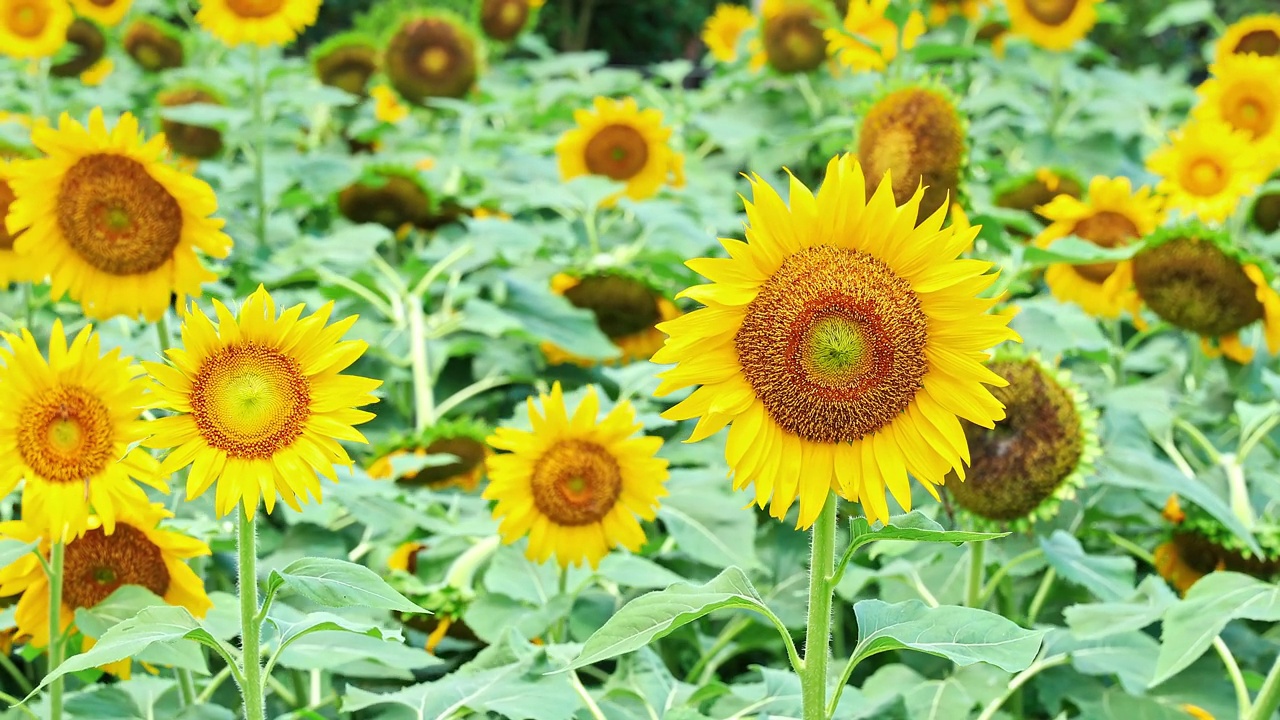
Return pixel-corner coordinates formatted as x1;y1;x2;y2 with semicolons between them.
371;84;409;124
543;271;681;366
556;97;684;204
143;286;382;518
4;108;232;322
654;155;1020;528
484;384;669;569
0;503;211;679
1194;54;1280;168
80;58;113;85
0;160;38;287
69;0;132;27
387;540;425;573
1216;14;1280;64
0;0;73;58
927;0;989;26
702;3;756;63
0;321;165;543
825;0;925;73
750;0;828;74
1006;0;1100;51
1035;175;1162;318
1147;118;1267;224
195;0;320;47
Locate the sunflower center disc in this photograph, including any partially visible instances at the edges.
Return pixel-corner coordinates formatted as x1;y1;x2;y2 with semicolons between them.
1023;0;1077;25
530;439;623;526
135;44;164;69
420;47;451;75
1184;157;1228;197
1132;237;1264;337
1231;95;1271;138
764;9;825;73
404;437;487;487
1069;210;1139;283
584;125;650;181
1236;30;1280;57
0;178;21;250
562;274;662;338
190;343;311;459
62;524;171;609
8;2;46;37
18;386;114;484
89;0;114;7
224;0;286;19
735;245;928;444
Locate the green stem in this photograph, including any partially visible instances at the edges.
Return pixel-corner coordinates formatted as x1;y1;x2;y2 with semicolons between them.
250;45;268;249
1214;637;1251;718
22;284;34;332
800;495;837;720
0;648;32;695
583;205;601;256
47;542;64;720
686;616;749;684
976;654;1070;720
552;567;570;643
976;548;1043;607
1248;652;1280;720
965;541;985;608
1026;568;1055;626
1108;532;1156;566
156;312;172;354
407;296;434;432
0;690;37;719
1222;453;1256;530
177;668;197;707
237;506;266;720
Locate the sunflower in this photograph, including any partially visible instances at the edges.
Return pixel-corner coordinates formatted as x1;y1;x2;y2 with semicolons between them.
123;18;184;71
0;0;74;58
371;84;409;124
556;97;684;204
0;321;165;543
654;155;1019;527
1154;499;1280;595
993;166;1084;218
369;419;491;492
158;85;226;160
311;33;379;96
0;503;211;678
856;84;966;222
702;3;756;63
976;19;1009;57
484;383;668;569
1254;190;1280;233
1216;14;1280;64
385;13;480;105
825;0;925;73
751;0;828;74
4;108;232;322
542;271;681;366
387;540;425;573
1147;118;1268;224
143;286;382;517
69;0;131;27
1005;0;1100;51
80;58;113;86
50;17;106;78
479;0;533;42
927;0;989;26
195;0;320;47
1034;175;1162;318
947;354;1097;529
337;169;432;231
1194;54;1280;167
0;160;38;287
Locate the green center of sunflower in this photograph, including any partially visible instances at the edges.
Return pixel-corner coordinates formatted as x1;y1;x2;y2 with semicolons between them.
1023;0;1077;26
18;386;114;485
530;439;622;526
802;315;872;384
8;2;45;37
47;419;84;454
134;44;164;69
1185;158;1228;196
763;9;826;73
584;125;651;181
189;343;312;459
1069;210;1140;283
1132;236;1264;337
62;524;171;610
1236;29;1280;57
562;274;662;338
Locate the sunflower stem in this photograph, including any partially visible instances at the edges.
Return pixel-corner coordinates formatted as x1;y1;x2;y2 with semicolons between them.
0;648;32;695
22;284;34;332
800;494;836;720
1025;568;1055;626
177;668;197;707
1247;650;1280;720
46;541;64;720
156;311;172;354
236;506;266;720
552;566;570;643
250;45;268;250
408;296;435;432
583;205;601;257
965;540;985;608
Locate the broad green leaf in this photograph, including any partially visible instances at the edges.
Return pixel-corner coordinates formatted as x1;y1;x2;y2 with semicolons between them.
271;557;426;613
658;471;760;570
500;275;617;360
596;554;685;590
74;587;209;674
274;631;440;676
1063;576;1177;640
1152;572;1280;686
0;539;38;569
851;600;1043;672
63;686;140;719
1143;0;1214;35
902;678;975;720
269;611;404;652
1048;628;1158;694
1023;236;1139;267
1039;531;1135;601
848;512;1006;555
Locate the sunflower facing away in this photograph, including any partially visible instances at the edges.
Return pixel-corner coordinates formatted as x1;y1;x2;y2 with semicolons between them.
1147;118;1268;224
1154;498;1280;595
825;0;925;73
0;160;38;287
69;0;132;27
311;32;380;96
1005;0;1100;51
369;419;491;492
1194;54;1280;169
1035;175;1162;318
702;3;756;63
4;108;233;321
143;286;382;517
337;169;432;230
993;166;1084;218
0;0;73;58
0;503;211;678
195;0;320;47
484;384;669;569
543;271;681;366
385;13;480;105
1215;14;1280;64
123;17;185;71
749;0;829;74
654;155;1020;528
0;321;165;543
557;97;685;204
158;85;227;160
50;18;107;79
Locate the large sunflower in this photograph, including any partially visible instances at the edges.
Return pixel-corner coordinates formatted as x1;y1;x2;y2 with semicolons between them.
654;155;1020;528
0;160;38;287
1035;175;1162;318
1147;118;1267;224
0;0;73;58
69;0;131;27
4;108;232;322
556;97;684;204
0;321;165;543
1005;0;1100;51
1215;14;1280;64
143;286;382;517
543;271;681;366
484;383;668;569
384;13;480;105
1194;54;1280;168
825;0;925;73
702;3;756;63
195;0;320;47
751;0;828;74
0;503;211;678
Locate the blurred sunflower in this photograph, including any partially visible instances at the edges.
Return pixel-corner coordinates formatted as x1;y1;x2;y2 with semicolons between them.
387;540;425;573
1005;0;1100;51
751;0;828;74
994;166;1084;219
1194;54;1280;168
0;0;73;58
4;108;232;321
543;271;680;366
1035;175;1161;318
69;0;131;27
1254;191;1280;233
385;13;480;105
826;0;925;72
371;84;409;124
479;0;534;42
556;97;684;204
484;383;669;569
0;160;37;287
337;169;432;232
123;17;184;71
1154;498;1280;595
0;320;164;543
927;0;989;26
702;3;755;63
311;32;379;96
976;19;1009;57
655;155;1020;527
369;419;491;492
157;85;226;160
1147;118;1267;224
143;286;382;517
80;58;113;86
1215;14;1280;64
50;18;106;78
195;0;320;47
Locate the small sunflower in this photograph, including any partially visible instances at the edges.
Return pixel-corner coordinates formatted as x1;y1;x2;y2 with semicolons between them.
0;0;74;58
371;84;410;124
384;12;480;105
50;17;106;78
311;33;379;96
1005;0;1100;51
994;166;1084;218
927;0;989;26
0;320;165;543
479;0;533;42
556;97;684;204
1035;175;1162;318
69;0;131;27
337;169;432;231
825;0;925;73
1194;54;1280;167
5;108;232;321
542;271;681;366
123;18;184;71
195;0;320;47
0;160;38;287
751;0;828;74
157;85;226;160
654;155;1020;527
1215;14;1280;64
702;3;756;63
1154;501;1280;595
484;383;669;569
387;540;425;573
80;58;113;86
369;420;490;492
976;19;1009;57
1147;118;1268;224
1254;190;1280;233
0;503;211;678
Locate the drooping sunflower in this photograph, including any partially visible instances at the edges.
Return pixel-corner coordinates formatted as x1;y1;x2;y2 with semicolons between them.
927;0;989;26
479;0;534;42
654;155;1020;527
157;85;226;160
385;12;481;105
702;3;756;63
556;97;685;204
369;419;491;492
69;0;131;27
1254;190;1280;233
0;503;211;678
371;84;410;124
751;0;828;74
1005;0;1100;51
336;169;433;231
0;0;74;58
123;17;184;71
1154;498;1280;595
1034;175;1162;318
50;18;106;78
0;160;38;287
993;166;1084;219
543;271;681;366
4;108;233;322
143;286;382;517
0;321;165;543
1194;54;1280;168
484;383;669;569
1147;118;1268;224
311;32;379;96
856;83;967;222
1215;14;1280;64
825;0;925;73
947;354;1097;529
195;0;321;47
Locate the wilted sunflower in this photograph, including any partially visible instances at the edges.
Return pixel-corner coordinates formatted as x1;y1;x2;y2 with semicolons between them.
751;0;828;74
927;0;989;26
0;160;37;287
371;84;409;124
857;84;966;222
1194;54;1280;167
947;355;1097;529
369;419;491;492
1147;118;1267;224
337;169;433;231
479;0;534;42
157;85;226;160
311;33;379;95
1005;0;1100;51
1215;14;1280;64
1254;190;1280;233
0;0;74;58
702;3;755;63
485;384;668;569
543;271;681;366
50;18;106;78
994;167;1084;219
655;155;1020;527
195;0;320;47
1035;175;1162;318
1154;499;1280;595
123;18;184;71
0;321;164;543
69;0;131;27
825;0;925;73
1117;225;1280;363
0;503;211;678
556;97;685;204
385;13;480;105
4;108;232;321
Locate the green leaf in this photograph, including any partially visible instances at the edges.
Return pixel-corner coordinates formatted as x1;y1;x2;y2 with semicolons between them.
1152;572;1280;687
74;586;209;674
271;557;427;613
1063;576;1178;640
0;539;38;569
658;471;761;570
1039;530;1136;601
1023;236;1140;267
847;512;1006;556
596;554;685;590
1143;0;1214;35
850;600;1043;673
499;275;618;360
270;611;404;652
912;43;984;63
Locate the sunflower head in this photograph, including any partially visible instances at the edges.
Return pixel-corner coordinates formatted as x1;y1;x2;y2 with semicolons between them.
976;20;1009;56
0;160;36;286
543;270;681;366
336;168;433;231
758;0;828;73
857;82;967;222
311;32;380;96
1195;54;1280;161
825;0;926;73
1216;14;1280;64
0;0;74;59
50;17;106;78
927;0;989;25
994;166;1084;216
1005;0;1100;51
702;3;756;63
1147;118;1267;224
157;85;226;160
479;0;533;42
195;0;321;47
1253;190;1280;233
556;97;684;203
123;17;184;71
384;12;481;105
69;0;132;26
1155;504;1280;595
369;418;491;492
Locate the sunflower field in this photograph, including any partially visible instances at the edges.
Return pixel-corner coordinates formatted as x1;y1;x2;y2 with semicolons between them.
5;0;1280;718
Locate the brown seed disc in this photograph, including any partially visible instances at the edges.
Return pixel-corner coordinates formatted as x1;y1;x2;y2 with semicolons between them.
563;274;662;339
337;175;432;230
189;343;312;459
480;0;529;42
530;439;623;526
1023;0;1078;26
314;45;379;96
583;125;651;181
158;87;225;159
62;523;171;609
223;0;285;19
1235;29;1280;57
124;21;185;72
1068;210;1139;283
858;87;966;222
51;19;106;78
763;5;827;74
17;386;116;484
1132;236;1264;338
385;17;478;104
400;437;487;487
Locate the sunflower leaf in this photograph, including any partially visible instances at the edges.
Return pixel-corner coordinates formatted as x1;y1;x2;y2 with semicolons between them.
847;512;1007;556
272;557;428;613
849;600;1044;673
1152;572;1280;687
0;539;38;569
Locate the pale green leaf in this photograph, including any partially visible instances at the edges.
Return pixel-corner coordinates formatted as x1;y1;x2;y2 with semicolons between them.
272;557;426;613
851;600;1043;672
